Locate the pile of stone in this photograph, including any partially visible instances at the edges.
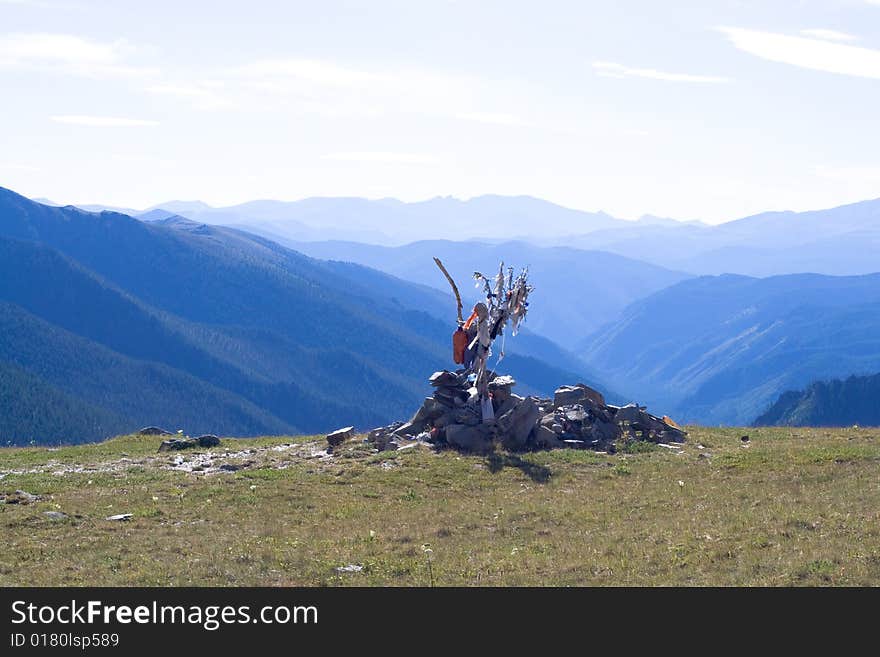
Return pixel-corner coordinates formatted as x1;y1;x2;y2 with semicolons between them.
365;371;686;453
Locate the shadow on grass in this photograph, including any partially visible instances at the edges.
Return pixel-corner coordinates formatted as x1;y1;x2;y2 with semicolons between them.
485;452;552;483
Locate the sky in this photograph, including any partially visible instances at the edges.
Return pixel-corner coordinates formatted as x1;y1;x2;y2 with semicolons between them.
1;0;880;223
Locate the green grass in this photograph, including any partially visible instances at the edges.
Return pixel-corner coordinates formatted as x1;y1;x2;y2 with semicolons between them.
1;426;879;586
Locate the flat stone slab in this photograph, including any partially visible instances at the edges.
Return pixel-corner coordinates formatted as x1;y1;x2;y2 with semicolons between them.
326;426;355;447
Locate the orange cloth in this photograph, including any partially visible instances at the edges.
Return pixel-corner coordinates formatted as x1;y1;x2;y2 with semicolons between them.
452;328;468;364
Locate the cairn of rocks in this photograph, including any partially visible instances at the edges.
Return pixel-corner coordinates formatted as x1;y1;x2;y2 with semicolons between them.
365;372;686;453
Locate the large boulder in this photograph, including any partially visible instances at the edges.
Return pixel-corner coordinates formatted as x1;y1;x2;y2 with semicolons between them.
445;423;493;453
496;397;541;450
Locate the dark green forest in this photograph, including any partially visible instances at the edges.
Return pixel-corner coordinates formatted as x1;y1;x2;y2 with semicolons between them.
754;372;880;427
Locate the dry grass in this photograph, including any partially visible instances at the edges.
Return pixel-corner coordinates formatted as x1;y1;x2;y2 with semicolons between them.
1;427;879;586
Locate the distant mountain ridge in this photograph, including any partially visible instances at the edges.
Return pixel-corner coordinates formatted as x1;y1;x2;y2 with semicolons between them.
68;193;880;277
553;197;880;277
284;239;690;345
72;195;634;246
755;373;880;427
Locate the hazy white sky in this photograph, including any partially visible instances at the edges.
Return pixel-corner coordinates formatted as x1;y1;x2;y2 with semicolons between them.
2;0;880;223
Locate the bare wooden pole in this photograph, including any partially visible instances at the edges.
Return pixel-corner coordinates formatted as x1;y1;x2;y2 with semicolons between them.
433;257;464;325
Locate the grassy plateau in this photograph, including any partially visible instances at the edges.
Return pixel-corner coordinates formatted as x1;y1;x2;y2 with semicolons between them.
1;427;879;586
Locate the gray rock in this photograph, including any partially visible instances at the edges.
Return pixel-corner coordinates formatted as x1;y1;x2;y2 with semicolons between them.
445;424;492;452
43;511;67;521
378;439;399;452
366;421;410;451
195;434;220;447
433;390;456;404
157;438;197;452
488;375;516;390
391;421;415;437
219;461;254;472
432;412;456;428
403;398;448;435
453;407;481;426
326;426;354;448
553;384;606;410
532;425;565;449
661;429;687;443
105;513;132;521
429;370;460;387
138;426;173;436
540;414;557;427
366;422;404;445
613;403;646;423
370;431;398;452
335;564;363;573
564;405;588;422
590;418;622;443
497;397;541;450
1;490;39;505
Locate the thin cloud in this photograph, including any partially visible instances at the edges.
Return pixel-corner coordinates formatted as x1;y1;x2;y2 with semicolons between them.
0;162;40;171
718;27;880;79
592;61;730;83
143;83;233;110
228;57;486;119
321;152;436;164
51;115;159;127
0;33;157;78
232;58;385;87
800;29;858;43
0;0;86;7
814;164;880;183
454;111;529;127
145;84;211;98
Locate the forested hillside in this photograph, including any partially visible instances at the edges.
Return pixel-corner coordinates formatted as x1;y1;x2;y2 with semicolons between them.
755;373;880;427
581;273;880;425
0;187;600;444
